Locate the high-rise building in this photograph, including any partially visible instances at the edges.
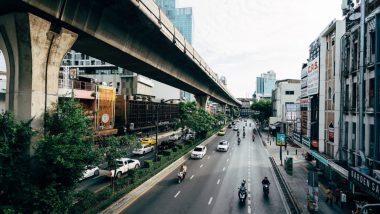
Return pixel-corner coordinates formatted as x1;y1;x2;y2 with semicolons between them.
256;70;276;98
154;0;194;101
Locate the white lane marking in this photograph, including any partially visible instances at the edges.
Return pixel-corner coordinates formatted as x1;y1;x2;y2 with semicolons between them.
174;191;181;198
248;193;251;198
248;205;252;214
208;197;213;205
190;175;194;180
217;179;220;185
248;183;251;191
207;156;210;159
200;164;203;168
222;167;226;171
227;158;229;162
212;151;215;153
248;200;251;205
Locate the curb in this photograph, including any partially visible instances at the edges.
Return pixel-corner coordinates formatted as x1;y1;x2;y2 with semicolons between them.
100;133;218;214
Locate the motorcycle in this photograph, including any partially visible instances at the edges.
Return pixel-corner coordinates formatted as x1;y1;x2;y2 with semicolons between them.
238;138;241;145
252;135;255;142
238;186;247;203
177;171;186;183
243;132;246;138
263;184;270;196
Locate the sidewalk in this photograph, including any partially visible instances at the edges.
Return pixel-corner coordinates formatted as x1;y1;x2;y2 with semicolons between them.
259;130;352;214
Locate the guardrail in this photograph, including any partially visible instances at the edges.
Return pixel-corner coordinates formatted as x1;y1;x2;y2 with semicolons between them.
269;157;301;214
132;0;240;105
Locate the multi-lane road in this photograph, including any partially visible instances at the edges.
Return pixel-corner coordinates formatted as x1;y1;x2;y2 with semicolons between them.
123;119;287;214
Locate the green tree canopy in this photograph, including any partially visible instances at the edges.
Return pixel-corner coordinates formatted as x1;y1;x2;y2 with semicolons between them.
251;99;272;126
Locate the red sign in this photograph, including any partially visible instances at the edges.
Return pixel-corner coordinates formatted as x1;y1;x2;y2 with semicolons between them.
311;139;318;148
328;129;334;142
69;68;78;80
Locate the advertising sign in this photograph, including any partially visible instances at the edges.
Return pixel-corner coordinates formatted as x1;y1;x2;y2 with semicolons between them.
328;122;334;142
276;133;286;146
69;68;78;80
307;57;319;96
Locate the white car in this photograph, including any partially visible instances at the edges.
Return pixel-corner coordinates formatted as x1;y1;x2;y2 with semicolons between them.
233;126;238;131
105;158;141;178
191;145;207;159
132;144;154;155
217;140;229;152
168;134;181;141
80;165;99;181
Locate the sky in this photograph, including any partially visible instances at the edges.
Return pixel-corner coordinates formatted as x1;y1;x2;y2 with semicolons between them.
177;0;343;98
0;0;343;98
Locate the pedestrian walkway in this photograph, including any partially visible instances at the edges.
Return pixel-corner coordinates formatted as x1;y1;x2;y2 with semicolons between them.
258;129;352;214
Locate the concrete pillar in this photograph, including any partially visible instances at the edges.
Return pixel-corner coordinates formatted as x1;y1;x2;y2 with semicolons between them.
0;13;78;130
195;95;209;110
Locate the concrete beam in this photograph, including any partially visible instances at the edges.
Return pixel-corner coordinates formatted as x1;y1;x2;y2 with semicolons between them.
0;13;77;129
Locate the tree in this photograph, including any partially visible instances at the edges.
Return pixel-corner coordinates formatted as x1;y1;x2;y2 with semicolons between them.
251;99;272;127
32;99;99;212
0;112;34;213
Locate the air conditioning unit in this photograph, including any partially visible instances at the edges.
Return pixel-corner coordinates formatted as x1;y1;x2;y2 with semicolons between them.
373;170;380;181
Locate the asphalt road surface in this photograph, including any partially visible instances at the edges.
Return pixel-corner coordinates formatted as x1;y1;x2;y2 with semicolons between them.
123;119;286;214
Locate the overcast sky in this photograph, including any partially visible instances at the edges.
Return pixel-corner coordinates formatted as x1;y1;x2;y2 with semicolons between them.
177;0;343;98
0;0;343;98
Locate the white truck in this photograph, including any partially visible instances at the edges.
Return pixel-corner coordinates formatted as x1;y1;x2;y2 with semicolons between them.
104;158;140;178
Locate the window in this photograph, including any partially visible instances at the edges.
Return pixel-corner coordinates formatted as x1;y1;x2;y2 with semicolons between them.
285;91;294;95
352;83;357;110
369;78;374;108
328;87;332;99
352;41;359;71
352;122;356;150
369;125;374;158
344;122;348;148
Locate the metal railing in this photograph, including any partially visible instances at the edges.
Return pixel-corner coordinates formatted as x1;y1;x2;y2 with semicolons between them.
132;0;239;105
58;79;96;91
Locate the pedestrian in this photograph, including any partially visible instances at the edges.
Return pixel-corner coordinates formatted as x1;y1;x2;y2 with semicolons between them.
334;187;340;204
340;191;347;209
325;188;333;205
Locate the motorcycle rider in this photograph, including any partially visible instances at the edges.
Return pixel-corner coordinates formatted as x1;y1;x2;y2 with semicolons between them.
262;177;270;185
238;137;241;145
238;179;247;201
178;164;187;181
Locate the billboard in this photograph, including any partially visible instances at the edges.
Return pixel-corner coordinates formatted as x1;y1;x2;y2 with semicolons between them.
276;133;286;146
307;57;319;96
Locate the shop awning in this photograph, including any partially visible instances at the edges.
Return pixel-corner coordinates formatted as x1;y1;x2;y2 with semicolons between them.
329;161;348;179
310;150;331;166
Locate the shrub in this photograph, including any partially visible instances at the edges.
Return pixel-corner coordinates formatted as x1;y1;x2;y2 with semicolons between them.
162;150;171;156
172;147;178;152
176;144;183;150
144;160;153;168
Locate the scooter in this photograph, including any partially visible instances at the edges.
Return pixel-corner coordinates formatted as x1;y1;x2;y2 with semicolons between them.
238;138;241;145
238;187;247;203
178;171;186;183
243;132;245;138
263;184;270;196
252;135;255;142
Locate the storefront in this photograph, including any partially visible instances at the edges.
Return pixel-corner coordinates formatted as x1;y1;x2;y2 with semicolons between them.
349;167;380;202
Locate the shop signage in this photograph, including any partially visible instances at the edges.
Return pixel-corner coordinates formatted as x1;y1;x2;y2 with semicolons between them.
301;66;308;79
349;167;380;200
307;57;319;96
69;67;78;80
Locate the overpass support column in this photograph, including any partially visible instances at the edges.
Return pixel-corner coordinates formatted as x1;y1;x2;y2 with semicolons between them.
195;95;209;110
0;13;78;129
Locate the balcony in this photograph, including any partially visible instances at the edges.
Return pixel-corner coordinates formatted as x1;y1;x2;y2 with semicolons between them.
58;79;96;99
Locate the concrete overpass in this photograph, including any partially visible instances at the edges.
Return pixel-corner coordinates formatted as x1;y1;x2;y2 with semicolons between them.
0;0;240;127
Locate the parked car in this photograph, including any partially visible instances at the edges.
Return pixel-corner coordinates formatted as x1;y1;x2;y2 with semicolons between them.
218;128;226;136
80;165;99;181
158;140;176;151
140;137;157;145
191;145;207;159
217;140;229;152
132;144;154;155
227;124;232;128
168;134;181;142
104;158;140;178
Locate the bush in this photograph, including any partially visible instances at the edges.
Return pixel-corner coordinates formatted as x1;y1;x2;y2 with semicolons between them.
162;150;171;156
144;160;153;168
172;147;178;152
176;144;183;150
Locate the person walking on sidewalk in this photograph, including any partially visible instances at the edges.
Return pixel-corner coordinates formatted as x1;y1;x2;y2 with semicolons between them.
340;191;347;209
325;188;333;205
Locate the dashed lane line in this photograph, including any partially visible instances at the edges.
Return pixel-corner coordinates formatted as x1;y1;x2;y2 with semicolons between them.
222;167;226;171
248;205;252;214
200;164;203;168
208;197;213;205
217;179;220;185
190;175;194;180
174;191;181;198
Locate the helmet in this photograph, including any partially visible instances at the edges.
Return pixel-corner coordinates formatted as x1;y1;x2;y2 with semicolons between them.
264;177;268;180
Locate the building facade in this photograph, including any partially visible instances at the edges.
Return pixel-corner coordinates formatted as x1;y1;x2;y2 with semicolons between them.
256;70;276;98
